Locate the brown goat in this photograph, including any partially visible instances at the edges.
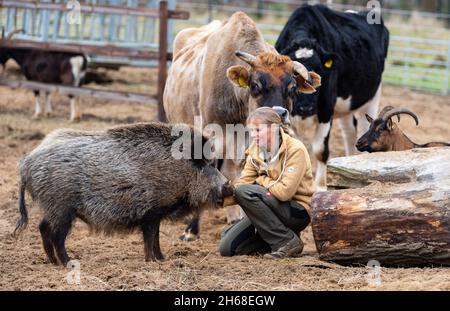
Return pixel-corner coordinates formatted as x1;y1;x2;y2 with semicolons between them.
356;106;450;152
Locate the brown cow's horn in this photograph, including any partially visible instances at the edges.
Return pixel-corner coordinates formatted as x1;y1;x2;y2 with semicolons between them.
235;51;257;66
382;108;419;126
292;61;310;81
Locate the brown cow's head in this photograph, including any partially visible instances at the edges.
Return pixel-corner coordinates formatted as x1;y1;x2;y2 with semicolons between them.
226;51;321;112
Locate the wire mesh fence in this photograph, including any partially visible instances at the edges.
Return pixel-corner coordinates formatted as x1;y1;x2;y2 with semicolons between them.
175;0;450;94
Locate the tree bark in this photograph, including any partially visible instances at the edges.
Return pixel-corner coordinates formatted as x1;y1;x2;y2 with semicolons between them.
311;148;450;267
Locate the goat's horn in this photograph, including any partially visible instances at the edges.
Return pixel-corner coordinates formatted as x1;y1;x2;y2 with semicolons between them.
378;105;400;122
382;108;419;126
235;51;257;66
5;29;24;40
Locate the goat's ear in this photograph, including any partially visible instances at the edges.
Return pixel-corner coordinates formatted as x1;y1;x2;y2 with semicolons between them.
365;114;373;123
386;119;393;131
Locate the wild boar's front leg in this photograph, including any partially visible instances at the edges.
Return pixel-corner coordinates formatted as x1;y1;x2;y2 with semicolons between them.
141;214;164;261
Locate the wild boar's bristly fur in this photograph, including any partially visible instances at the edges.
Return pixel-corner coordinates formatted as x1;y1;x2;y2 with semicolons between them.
15;122;230;264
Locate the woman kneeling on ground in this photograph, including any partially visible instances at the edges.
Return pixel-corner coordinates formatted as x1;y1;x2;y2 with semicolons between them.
220;106;315;259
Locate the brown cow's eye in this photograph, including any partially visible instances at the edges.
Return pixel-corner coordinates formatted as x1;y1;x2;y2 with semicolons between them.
250;81;260;94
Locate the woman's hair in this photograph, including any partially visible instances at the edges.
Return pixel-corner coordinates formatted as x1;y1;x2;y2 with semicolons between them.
246;107;294;136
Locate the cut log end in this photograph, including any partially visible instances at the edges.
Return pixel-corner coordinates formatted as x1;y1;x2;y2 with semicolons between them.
312;148;450;267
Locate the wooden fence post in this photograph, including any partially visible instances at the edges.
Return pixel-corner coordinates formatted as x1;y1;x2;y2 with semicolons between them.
158;0;168;122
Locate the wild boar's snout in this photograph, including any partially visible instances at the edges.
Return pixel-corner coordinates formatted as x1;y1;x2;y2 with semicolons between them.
221;180;235;199
216;170;234;199
205;167;232;205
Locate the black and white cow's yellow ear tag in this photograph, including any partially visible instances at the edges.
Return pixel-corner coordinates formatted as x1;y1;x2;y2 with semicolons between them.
324;59;333;69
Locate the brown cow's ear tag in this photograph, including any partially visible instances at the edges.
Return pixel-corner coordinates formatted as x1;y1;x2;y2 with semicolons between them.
324;59;333;69
238;76;247;88
227;65;249;88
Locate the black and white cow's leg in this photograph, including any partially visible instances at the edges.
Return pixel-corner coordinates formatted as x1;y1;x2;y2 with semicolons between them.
312;121;332;191
32;90;43;119
69;95;81;123
44;92;52;117
358;84;381;135
69;55;85;123
337;113;358;156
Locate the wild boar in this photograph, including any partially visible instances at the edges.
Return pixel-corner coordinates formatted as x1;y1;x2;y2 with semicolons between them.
14;122;233;265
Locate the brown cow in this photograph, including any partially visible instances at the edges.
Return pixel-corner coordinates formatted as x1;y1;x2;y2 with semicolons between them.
164;12;320;240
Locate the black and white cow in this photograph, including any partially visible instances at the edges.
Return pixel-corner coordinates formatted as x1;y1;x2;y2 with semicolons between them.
1;30;88;122
275;4;389;189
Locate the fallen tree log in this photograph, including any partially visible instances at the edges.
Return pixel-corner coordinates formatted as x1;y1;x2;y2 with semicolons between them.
327;147;450;189
311;147;450;267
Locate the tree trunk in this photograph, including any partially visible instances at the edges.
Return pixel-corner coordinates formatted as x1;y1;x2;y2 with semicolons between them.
311;148;450;267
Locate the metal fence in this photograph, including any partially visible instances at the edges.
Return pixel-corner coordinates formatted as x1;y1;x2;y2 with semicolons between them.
0;0;178;67
176;0;450;95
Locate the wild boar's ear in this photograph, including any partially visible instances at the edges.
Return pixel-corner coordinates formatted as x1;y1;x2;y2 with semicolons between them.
227;65;250;88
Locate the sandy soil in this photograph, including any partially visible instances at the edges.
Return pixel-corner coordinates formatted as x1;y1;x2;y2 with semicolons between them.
0;65;449;291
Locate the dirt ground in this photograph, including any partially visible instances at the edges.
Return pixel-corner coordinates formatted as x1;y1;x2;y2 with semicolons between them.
1;65;449;291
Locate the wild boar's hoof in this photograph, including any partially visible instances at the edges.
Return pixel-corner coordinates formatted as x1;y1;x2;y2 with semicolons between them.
145;253;164;262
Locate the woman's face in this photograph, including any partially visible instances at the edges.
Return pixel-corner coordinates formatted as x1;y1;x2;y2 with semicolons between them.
247;118;279;150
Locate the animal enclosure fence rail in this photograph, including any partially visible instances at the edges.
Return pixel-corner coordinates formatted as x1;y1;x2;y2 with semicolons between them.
0;0;190;121
0;0;182;67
